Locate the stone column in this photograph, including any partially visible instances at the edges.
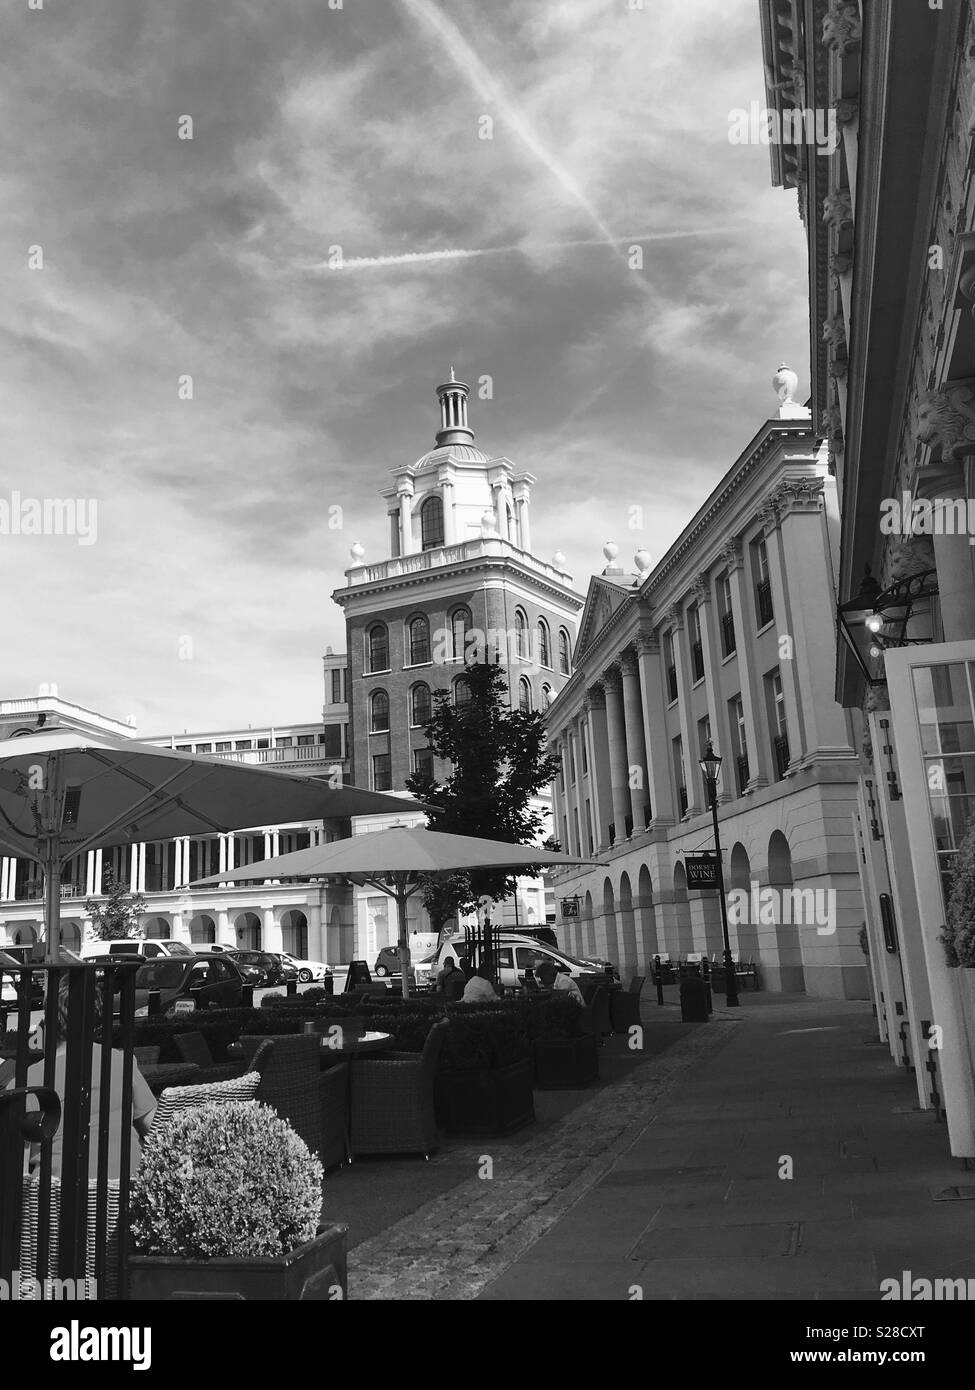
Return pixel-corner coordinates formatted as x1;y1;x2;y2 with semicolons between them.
722;540;769;788
218;835;227;875
494;484;510;541
262;907;282;954
85;851;96;897
602;665;631;842
137;843;147;893
398;481;415;555
216;908;233;947
129;844;139;893
668;607;700;813
513;482;531;552
585;686;612;850
307;901;324;962
635;631;675;826
762;497;805;770
94;848;104;894
619;650;649;832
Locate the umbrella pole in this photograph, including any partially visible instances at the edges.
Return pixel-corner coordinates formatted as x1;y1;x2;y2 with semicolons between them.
43;839;62;963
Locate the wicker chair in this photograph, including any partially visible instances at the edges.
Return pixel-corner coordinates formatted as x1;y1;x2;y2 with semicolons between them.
20;1176;120;1300
319;1060;350;1170
173;1030;251;1083
350;1020;447;1160
145;1059;268;1143
610;976;645;1033
579;986;612;1041
133;1046;160;1068
237;1033;323;1159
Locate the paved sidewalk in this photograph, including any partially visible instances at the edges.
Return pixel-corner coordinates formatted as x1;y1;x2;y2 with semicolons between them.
349;995;975;1300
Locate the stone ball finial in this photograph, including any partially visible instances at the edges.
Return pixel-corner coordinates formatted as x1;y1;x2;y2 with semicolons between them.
602;541;619;563
634;547;652;572
349;542;365;563
773;363;799;404
480;509;498;537
552;550;567;570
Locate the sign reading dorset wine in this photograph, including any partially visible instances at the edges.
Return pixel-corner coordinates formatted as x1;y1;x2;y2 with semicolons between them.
685;854;720;889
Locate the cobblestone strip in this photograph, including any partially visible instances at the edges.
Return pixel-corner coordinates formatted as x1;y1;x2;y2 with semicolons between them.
349;1021;738;1300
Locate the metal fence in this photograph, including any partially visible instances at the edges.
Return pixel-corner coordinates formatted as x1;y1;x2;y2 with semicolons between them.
0;959;137;1300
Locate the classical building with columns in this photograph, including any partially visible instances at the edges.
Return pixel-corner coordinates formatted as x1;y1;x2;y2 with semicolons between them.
762;0;975;1157
544;371;867;999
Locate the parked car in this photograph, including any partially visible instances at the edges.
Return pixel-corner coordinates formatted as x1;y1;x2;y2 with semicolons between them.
132;954;244;1016
269;954;300;982
279;953;331;984
373;946;404;978
434;932;615;992
79;938;193;961
224;949;287;987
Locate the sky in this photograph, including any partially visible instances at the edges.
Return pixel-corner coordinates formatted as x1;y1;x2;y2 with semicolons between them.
1;0;810;735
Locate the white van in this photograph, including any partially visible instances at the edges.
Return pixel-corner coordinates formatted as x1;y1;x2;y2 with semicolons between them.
435;932;613;991
79;938;193;961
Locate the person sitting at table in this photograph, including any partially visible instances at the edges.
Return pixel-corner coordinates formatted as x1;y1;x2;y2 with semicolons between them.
22;973;156;1182
435;957;466;1002
462;965;498;1002
535;959;584;1003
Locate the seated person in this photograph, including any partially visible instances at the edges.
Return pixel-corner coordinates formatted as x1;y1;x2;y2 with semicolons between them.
22;973;156;1181
535;959;584;1003
462;966;498;1002
435;957;467;1002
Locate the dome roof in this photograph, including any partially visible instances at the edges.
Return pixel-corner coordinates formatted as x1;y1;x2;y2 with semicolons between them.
412;442;491;470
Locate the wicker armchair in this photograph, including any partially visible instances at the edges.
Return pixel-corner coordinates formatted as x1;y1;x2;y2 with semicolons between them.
237;1033;323;1158
350;1020;447;1160
319;1060;350;1171
579;986;612;1041
173;1030;251;1083
610;976;645;1033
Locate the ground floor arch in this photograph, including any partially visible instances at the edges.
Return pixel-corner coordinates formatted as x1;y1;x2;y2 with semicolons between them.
189;913;216;946
235;911;261;950
281;908;308;958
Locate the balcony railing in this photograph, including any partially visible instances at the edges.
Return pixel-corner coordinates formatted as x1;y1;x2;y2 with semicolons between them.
207;745;344;767
691;641;705;682
721;611;736;656
773;733;791;779
666;664;678;703
756;579;774;628
735;753;750;798
345;536;572;588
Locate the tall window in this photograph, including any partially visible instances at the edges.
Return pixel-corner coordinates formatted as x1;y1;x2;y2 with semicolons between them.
330;668;345;704
451;607;473;662
514;609;528;658
454;675;471;706
370;690;389;733
367;623;388;673
537;619;551;668
410;683;432;727
420;494;444;550
718;572;736;656
372;753;391;792
665;631;678;704
766;668;790;778
413;747;434;779
730;693;749;796
690;604;705;683
697;715;712;801
519;677;532;712
541;684;553;710
408;615;430;665
673;736;687;816
752;535;774;627
558;628;571;675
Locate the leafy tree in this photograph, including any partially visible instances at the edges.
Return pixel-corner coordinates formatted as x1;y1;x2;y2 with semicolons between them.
85;868;147;941
405;660;561;916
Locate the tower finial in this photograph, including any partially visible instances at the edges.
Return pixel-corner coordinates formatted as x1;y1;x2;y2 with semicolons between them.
449;364;456;382
434;369;474;446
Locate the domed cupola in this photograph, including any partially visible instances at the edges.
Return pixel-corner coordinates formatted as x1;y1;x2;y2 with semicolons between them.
435;367;476;447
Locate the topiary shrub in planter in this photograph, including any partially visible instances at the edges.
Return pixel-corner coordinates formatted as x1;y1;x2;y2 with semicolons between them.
528;994;599;1089
128;1101;347;1300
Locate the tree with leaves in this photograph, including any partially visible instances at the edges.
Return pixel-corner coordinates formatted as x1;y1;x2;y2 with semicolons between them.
85;868;148;941
405;659;561;921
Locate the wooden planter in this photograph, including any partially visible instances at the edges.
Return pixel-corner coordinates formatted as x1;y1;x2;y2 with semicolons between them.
533;1035;599;1089
435;1059;535;1136
127;1223;348;1301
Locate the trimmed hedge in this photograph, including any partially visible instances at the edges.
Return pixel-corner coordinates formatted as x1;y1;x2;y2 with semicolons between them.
124;1001;362;1060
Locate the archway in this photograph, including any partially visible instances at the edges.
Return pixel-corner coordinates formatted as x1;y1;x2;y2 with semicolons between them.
11;924;37;947
672;862;693;957
141;916;171;939
729;843;756;962
767;830;805;993
583;891;596;956
636;864;658;964
281;908;308;959
189;913;216;947
234;911;261;950
59;920;82;952
618;872;638;979
601;877;620;966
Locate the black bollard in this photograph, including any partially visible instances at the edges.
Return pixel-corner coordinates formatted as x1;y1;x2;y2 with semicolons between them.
701;957;713;1014
653;955;664;1006
147;989;161;1018
241;983;254;1009
322;974;334;997
287;979;298;997
679;973;709;1023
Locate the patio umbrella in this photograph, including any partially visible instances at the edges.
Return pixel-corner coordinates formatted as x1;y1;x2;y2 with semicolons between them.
0;731;423;961
192;825;604;998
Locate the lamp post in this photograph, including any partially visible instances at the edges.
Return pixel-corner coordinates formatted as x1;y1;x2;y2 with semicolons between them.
698;740;739;1008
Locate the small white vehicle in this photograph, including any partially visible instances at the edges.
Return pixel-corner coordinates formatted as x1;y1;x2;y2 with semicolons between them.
281;953;331;984
78;938;193;961
434;932;613;991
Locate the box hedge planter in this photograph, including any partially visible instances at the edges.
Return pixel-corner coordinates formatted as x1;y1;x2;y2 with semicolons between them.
128;1099;347;1301
434;1004;535;1136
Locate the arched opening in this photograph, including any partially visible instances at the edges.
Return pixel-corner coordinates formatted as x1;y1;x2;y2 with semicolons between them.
518;677;532;713
58;920;82;951
408;614;430;665
367;623;389;673
410;683;432;727
142;915;171;939
450;607;473;662
235;911;261;950
420;495;444;549
537;620;551;669
618;872;637;979
729;842;756;962
558;629;571;675
10;924;37;947
583;890;595;956
189;913;216;946
327;904;344;963
370;689;390;733
281;908;308;959
636;864;658;963
601;876;619;966
767;830;805;993
672;862;693;957
514;609;528;659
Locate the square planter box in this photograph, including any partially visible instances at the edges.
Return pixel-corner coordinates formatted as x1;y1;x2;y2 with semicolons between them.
127;1223;348;1301
435;1059;535;1135
533;1035;599;1089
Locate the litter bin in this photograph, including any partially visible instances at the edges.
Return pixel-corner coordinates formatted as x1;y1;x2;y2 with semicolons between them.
680;974;709;1023
322;974;334;997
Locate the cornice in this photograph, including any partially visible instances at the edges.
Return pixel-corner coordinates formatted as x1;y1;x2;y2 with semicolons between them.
331;554;586;611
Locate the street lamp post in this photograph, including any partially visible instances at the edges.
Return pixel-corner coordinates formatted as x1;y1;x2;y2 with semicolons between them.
698;741;739;1008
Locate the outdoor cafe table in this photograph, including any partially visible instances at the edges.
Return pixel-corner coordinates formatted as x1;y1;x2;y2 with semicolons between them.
319;1030;395;1164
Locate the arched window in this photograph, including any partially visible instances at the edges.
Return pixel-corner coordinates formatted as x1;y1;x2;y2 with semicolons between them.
367;623;388;673
541;684;553;710
410;683;432;727
408;615;430;665
420;495;444;550
558;628;571;675
514;609;528;658
518;677;532;713
451;606;473;662
537;619;551;668
370;690;389;733
454;675;472;707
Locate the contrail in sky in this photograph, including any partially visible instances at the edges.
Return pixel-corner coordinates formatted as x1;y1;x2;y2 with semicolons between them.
311;227;744;272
